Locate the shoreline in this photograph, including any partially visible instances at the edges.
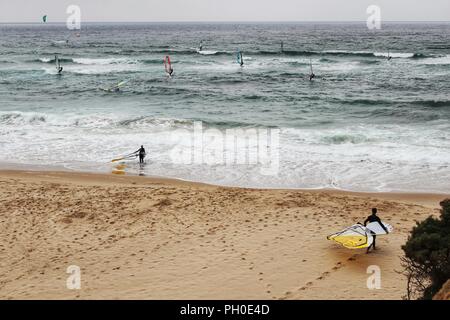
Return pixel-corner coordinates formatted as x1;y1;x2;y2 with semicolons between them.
0;161;448;206
0;168;448;299
1;168;448;207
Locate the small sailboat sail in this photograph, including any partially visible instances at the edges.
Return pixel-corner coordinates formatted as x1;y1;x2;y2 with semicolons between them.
309;59;315;81
237;50;244;66
55;55;60;70
55;54;63;74
164;55;173;76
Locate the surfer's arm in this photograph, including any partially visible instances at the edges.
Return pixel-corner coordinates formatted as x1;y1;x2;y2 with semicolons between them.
363;217;369;226
377;218;389;233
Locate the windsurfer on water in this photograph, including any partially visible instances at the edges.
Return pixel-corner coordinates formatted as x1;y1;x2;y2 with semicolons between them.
55;55;63;74
164;56;174;77
309;59;315;81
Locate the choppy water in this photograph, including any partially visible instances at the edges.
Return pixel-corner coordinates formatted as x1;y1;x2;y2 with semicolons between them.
1;22;449;192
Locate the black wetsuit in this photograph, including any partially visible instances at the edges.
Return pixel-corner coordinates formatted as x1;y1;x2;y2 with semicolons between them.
138;147;146;164
364;214;388;252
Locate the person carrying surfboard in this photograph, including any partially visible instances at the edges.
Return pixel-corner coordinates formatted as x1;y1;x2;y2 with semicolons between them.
364;208;389;253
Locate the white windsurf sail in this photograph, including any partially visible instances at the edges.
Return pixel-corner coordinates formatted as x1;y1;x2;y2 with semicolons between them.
327;224;374;249
55;54;60;71
237;50;244;66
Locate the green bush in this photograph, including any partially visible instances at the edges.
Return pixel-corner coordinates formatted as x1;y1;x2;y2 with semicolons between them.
401;199;450;300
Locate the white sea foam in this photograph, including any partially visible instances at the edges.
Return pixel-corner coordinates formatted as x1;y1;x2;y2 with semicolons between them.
197;50;219;55
421;55;450;65
1;113;449;193
374;52;414;58
73;57;138;65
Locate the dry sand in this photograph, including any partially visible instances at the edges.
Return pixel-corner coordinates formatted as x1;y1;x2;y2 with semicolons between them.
0;170;447;300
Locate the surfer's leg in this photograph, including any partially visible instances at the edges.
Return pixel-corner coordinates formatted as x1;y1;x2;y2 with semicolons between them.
373;235;377;250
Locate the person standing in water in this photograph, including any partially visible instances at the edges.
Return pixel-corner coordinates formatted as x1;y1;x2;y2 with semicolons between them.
364;208;389;253
134;145;146;164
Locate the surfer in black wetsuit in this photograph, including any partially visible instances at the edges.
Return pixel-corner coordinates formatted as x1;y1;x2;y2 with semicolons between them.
134;145;146;163
169;67;174;76
364;208;389;253
57;66;63;74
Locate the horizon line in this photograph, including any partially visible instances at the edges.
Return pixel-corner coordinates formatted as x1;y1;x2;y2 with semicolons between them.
1;20;449;24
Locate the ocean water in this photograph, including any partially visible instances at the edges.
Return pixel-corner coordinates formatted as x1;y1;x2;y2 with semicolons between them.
0;22;449;192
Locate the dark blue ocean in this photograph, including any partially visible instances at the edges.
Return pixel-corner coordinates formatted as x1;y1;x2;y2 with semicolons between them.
0;22;449;192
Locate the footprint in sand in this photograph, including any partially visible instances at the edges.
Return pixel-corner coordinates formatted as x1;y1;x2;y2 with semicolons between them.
316;272;330;280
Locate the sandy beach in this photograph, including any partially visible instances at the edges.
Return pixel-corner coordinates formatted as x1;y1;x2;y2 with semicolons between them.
0;169;447;300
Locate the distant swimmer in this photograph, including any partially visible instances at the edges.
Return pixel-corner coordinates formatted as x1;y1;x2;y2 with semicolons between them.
364;208;389;253
199;40;203;51
134;145;146;164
